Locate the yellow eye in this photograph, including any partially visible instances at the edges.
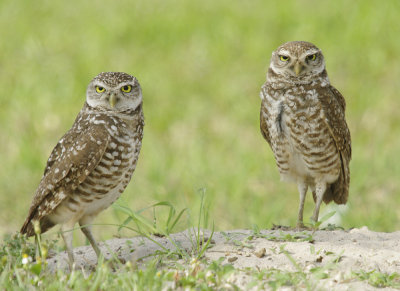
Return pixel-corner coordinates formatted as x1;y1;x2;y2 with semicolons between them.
121;85;132;93
95;86;105;93
307;54;316;61
279;55;290;62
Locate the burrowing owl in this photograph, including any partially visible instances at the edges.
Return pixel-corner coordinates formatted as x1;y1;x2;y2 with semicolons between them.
260;41;351;227
20;72;144;266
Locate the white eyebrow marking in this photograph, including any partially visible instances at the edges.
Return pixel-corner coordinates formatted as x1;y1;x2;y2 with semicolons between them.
300;49;320;58
278;49;290;55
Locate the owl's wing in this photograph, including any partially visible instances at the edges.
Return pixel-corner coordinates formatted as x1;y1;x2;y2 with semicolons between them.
319;85;352;204
259;86;273;147
321;85;351;159
21;118;110;235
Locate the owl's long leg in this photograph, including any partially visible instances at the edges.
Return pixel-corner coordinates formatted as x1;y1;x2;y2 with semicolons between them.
296;182;308;228
311;182;327;223
61;222;75;269
79;217;102;259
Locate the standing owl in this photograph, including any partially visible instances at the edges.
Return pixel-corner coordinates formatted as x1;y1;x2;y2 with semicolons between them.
259;41;351;228
20;72;144;267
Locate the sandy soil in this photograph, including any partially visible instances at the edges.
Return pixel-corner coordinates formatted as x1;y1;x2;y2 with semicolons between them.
47;227;400;290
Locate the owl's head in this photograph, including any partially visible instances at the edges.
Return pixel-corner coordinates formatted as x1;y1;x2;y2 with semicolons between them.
269;41;326;81
86;72;142;113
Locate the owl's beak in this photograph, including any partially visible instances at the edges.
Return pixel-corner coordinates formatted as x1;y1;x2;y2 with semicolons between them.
294;62;302;76
109;94;117;108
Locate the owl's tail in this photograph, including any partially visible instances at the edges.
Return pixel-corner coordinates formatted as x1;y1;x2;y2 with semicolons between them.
312;151;350;205
20;216;55;237
20;218;36;237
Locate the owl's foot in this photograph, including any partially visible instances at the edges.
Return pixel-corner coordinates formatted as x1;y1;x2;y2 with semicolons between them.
295;222;312;231
271;224;291;231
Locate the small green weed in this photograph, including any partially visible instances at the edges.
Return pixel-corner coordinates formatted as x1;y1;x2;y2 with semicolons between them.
249;268;307;291
0;233;35;272
170;257;238;289
0;231;58;288
353;270;400;288
309;211;336;231
251;224;315;243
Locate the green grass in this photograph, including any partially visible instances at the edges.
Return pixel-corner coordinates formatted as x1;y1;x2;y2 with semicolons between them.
0;235;239;290
1;0;400;246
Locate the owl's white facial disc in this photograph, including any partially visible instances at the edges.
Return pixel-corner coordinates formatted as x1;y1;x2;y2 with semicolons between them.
269;41;326;80
86;72;142;113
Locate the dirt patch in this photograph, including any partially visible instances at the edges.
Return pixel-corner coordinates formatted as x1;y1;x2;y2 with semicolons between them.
47;227;400;290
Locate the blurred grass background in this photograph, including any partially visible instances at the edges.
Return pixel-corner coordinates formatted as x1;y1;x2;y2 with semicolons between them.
1;0;400;242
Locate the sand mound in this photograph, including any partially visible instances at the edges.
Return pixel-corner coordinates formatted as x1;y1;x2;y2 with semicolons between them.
47;227;400;290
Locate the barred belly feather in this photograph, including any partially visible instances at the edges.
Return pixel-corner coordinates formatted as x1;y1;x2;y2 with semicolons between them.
264;84;340;185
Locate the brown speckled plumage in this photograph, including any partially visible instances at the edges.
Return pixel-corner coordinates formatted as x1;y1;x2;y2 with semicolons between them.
94;71;135;86
260;41;351;227
21;72;144;266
